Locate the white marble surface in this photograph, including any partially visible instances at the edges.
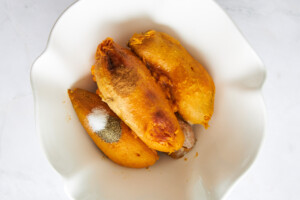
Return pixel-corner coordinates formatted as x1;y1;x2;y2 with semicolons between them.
0;0;299;199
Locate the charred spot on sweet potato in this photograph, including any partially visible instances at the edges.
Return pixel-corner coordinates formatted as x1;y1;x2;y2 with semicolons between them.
145;89;158;102
151;110;176;141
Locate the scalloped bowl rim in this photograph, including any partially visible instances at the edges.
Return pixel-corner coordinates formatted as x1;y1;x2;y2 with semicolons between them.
31;0;266;199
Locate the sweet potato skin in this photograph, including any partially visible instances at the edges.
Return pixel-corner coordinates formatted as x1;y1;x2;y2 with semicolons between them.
129;30;215;127
93;38;184;152
68;88;158;168
169;118;196;159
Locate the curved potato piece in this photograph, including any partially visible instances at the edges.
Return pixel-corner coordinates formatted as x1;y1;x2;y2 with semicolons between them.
93;38;184;152
129;30;215;127
169;118;196;159
68;88;158;168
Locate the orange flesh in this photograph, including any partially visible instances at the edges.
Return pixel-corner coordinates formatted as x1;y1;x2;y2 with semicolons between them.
68;88;158;168
129;30;215;127
93;38;184;152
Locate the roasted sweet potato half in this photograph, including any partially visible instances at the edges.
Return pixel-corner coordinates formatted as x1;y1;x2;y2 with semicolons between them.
93;38;184;153
68;88;158;168
129;30;215;127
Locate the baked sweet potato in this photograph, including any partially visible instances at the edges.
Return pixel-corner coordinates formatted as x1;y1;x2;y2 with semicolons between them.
128;30;215;127
68;88;158;168
93;38;184;153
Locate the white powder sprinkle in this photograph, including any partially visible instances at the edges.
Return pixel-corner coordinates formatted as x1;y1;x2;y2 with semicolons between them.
87;108;108;132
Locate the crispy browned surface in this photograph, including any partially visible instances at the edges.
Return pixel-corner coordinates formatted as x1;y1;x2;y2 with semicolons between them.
128;30;215;127
68;88;158;168
93;38;184;152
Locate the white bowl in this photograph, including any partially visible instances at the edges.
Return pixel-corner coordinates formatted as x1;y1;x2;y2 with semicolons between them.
31;0;266;199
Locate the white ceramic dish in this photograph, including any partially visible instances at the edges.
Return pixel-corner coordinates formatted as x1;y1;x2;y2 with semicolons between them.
31;0;266;199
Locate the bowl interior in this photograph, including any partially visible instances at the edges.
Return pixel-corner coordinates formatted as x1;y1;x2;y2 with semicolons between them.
31;0;266;199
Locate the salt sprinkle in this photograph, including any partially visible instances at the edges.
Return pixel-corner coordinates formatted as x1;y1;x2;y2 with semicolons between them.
87;108;108;133
87;107;122;143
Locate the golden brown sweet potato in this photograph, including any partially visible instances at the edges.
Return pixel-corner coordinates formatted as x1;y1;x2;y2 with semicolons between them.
128;30;215;127
93;38;184;153
68;88;158;168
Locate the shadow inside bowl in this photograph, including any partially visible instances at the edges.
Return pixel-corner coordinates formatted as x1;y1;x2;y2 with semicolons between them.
70;73;97;92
